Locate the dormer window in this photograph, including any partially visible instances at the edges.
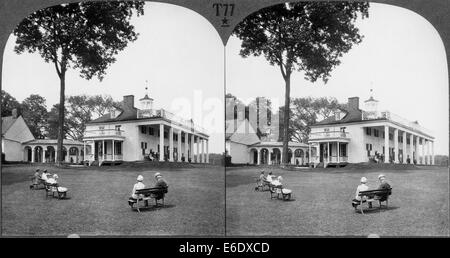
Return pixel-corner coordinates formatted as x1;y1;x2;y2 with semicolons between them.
110;108;120;119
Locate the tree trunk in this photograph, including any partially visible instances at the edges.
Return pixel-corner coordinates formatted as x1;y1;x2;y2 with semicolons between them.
57;72;65;166
282;74;291;166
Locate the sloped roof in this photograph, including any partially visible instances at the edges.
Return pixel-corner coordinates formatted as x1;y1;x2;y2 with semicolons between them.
226;119;261;145
23;139;83;146
88;102;138;124
313;107;363;126
1;116;17;134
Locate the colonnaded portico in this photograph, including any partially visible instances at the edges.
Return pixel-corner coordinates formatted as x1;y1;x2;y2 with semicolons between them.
22;139;84;164
248;142;310;166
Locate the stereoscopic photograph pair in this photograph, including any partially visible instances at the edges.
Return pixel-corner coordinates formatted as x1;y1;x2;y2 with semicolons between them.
0;0;448;237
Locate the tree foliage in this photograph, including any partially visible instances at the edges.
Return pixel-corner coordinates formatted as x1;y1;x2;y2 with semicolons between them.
233;1;368;164
1;90;21;117
13;1;144;163
47;95;119;140
289;97;345;142
21;94;49;138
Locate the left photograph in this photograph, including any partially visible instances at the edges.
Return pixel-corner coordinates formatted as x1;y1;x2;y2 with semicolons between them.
1;1;225;236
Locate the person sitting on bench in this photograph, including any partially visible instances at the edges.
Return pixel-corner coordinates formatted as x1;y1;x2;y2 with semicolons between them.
154;172;168;188
30;169;41;189
41;169;51;181
266;171;274;183
152;172;168;201
47;174;68;195
352;177;371;208
129;175;146;204
276;176;292;196
375;174;391;202
256;171;266;190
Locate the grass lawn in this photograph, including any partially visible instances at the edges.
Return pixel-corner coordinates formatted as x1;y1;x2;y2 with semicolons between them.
226;166;449;236
2;163;224;236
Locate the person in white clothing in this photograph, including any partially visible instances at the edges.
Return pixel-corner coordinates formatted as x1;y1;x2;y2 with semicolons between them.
352;177;370;208
41;169;50;181
266;171;274;182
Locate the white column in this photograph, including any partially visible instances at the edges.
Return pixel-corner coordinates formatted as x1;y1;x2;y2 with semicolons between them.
43;148;46;163
268;148;272;165
384;125;389;163
189;134;195;162
196;137;200;163
402;131;407;163
409;134;414;164
394;129;399;163
201;138;205;163
415;136;419;164
184;132;189;162
327;142;330;163
337;142;340;163
112;140;115;161
257;148;261;165
426;139;430;165
290;148;294;164
83;142;86;162
102;140;105;161
206;140;209;163
159;124;164;161
421;138;425;165
431;141;435;165
31;146;35;163
177;130;182;162
169;127;174;162
308;144;311;164
55;147;58;162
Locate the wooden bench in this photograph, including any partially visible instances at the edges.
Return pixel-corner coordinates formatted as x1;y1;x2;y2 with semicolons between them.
29;177;46;190
269;184;292;201
128;186;169;212
44;182;68;199
355;188;392;214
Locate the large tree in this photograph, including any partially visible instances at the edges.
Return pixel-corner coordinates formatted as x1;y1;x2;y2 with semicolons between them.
47;95;119;141
1;90;20;117
13;1;144;164
233;2;369;165
288;97;344;142
21;94;49;138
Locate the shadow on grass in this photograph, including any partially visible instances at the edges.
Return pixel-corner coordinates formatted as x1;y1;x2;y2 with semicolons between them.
355;206;400;214
131;204;176;212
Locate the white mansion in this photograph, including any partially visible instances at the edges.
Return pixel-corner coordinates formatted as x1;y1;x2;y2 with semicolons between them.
309;95;435;167
225;94;435;167
82;93;209;165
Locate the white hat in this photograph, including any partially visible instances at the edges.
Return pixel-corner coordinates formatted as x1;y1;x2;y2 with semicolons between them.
360;177;367;183
137;175;144;181
277;176;283;181
378;174;385;180
154;172;161;178
53;174;59;179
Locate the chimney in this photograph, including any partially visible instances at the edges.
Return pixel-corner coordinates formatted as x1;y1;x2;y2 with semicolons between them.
12;108;18;118
347;97;359;110
123;95;134;108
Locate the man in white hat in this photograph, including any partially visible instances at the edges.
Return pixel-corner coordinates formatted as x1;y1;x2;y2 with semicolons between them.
375;174;391;201
352;177;370;208
153;172;168;189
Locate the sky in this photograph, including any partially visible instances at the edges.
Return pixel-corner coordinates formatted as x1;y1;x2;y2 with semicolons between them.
2;2;225;153
226;3;449;156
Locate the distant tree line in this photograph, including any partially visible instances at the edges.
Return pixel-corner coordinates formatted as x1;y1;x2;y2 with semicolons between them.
1;90;119;141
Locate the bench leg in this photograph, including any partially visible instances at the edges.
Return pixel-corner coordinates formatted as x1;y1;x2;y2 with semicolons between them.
136;199;140;213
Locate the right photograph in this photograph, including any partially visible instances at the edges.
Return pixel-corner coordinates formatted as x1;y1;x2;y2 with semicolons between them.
225;1;449;236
